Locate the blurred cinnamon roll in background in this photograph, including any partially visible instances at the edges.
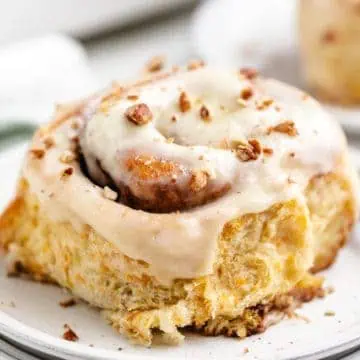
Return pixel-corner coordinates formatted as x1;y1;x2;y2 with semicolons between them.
299;0;360;105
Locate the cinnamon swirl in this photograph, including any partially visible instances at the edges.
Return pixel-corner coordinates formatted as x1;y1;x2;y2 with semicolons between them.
0;64;358;345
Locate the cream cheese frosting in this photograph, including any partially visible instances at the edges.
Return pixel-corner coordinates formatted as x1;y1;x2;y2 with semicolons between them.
23;66;357;285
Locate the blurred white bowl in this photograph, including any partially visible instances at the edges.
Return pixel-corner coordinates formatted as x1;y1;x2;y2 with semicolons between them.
0;34;95;125
0;0;195;45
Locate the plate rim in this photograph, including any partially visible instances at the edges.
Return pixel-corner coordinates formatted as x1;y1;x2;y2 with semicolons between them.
2;292;360;360
0;311;142;360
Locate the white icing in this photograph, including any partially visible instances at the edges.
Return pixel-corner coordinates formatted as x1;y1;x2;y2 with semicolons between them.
23;67;356;285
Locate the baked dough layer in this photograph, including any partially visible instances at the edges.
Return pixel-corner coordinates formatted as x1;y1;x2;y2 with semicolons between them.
0;171;354;345
0;65;358;345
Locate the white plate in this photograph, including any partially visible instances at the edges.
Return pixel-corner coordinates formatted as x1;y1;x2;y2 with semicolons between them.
192;0;360;133
1;144;360;360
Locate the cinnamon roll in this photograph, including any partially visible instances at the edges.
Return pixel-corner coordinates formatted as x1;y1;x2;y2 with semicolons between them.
299;0;360;104
0;64;358;346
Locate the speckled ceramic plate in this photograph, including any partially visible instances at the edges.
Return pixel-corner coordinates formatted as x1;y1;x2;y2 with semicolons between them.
1;144;360;360
192;0;360;134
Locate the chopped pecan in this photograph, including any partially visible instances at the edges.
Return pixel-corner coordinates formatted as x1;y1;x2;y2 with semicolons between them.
30;148;45;159
61;167;74;179
43;136;55;149
239;87;254;101
233;139;262;162
263;147;274;156
199;105;211;122
268;121;298;136
189;171;208;192
127;94;139;101
248;139;262;154
236;147;257;162
59;298;77;308
179;91;191;112
146;55;165;72
256;98;274;111
125;103;153;125
63;324;79;342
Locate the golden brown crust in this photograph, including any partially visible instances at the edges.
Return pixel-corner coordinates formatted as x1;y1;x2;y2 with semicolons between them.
311;232;347;272
0;169;355;345
306;173;356;272
201;286;323;338
0;198;25;252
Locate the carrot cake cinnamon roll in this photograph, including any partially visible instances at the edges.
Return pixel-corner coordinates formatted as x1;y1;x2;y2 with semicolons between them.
299;0;360;105
0;64;358;346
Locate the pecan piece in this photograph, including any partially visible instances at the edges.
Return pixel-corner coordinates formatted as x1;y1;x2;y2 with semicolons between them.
239;87;254;100
61;167;74;179
179;91;191;112
59;298;77;308
43;136;55;149
189;171;208;192
146;55;165;72
63;324;79;342
263;147;274;156
268;121;298;136
125;103;153;125
127;94;139;101
256;97;274;110
199;105;211;122
234;139;262;162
